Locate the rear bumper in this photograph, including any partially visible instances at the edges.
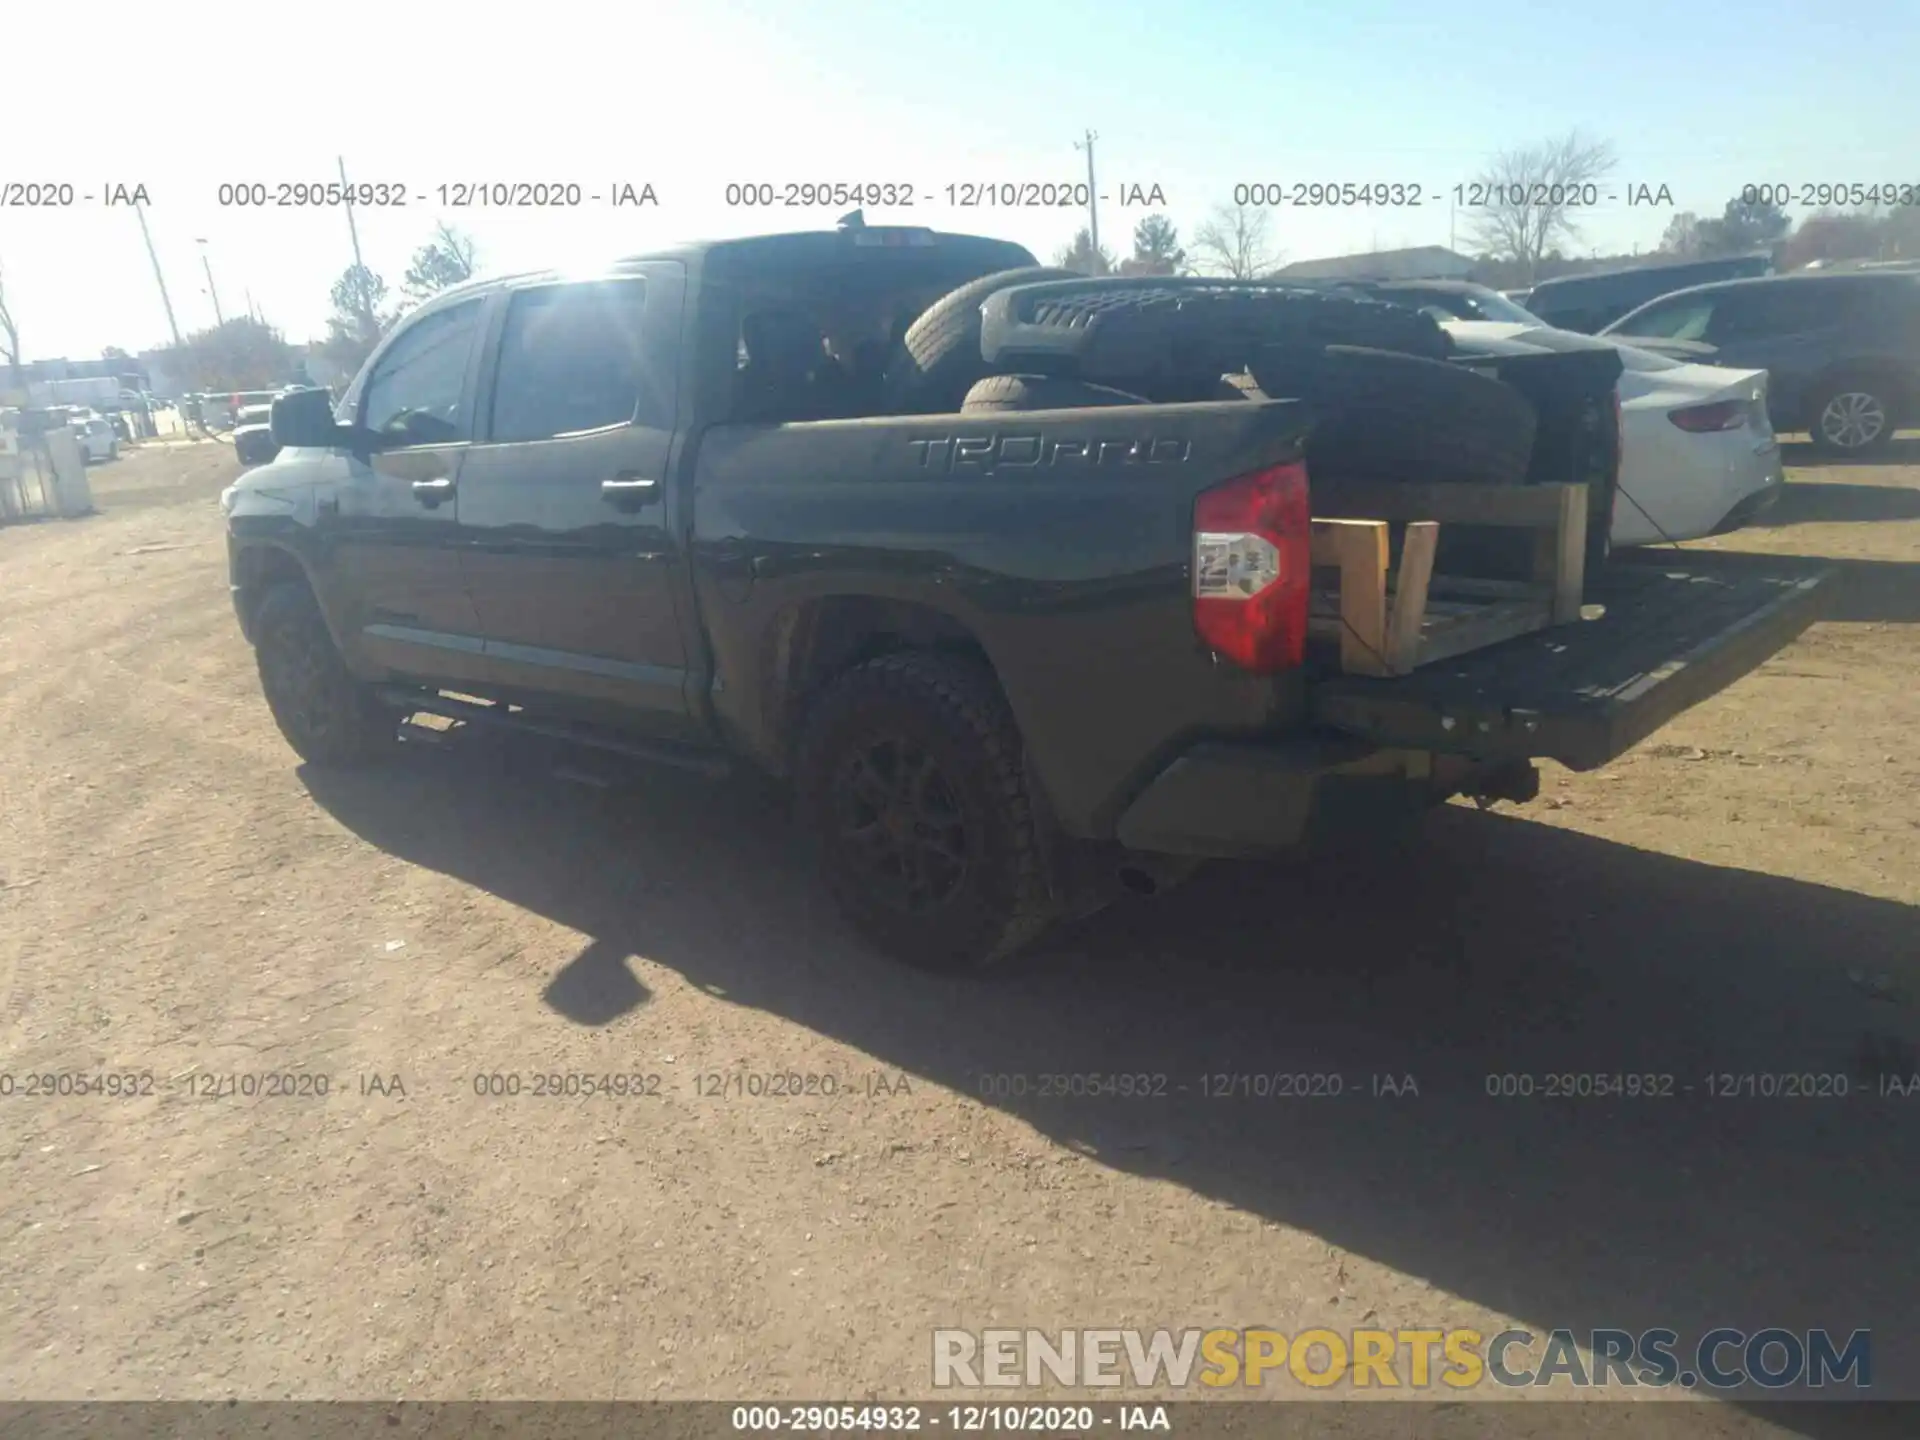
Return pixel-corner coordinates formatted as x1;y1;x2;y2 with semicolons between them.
1115;739;1447;858
1116;553;1831;859
1711;482;1781;534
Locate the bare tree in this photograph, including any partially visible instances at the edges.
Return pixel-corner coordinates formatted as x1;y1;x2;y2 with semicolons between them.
1778;212;1886;270
0;259;22;391
315;263;394;379
1464;131;1618;282
1191;202;1282;279
1658;212;1708;259
401;222;479;304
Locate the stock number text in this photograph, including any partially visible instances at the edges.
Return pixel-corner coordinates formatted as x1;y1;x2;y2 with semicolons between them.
218;181;408;207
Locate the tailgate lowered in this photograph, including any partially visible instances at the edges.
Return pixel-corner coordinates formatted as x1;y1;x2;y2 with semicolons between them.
1311;554;1832;771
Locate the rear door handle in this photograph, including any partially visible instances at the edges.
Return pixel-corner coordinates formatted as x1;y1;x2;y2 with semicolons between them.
410;477;455;507
601;473;660;511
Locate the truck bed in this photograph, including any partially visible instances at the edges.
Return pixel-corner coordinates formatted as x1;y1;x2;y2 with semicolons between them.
1311;551;1831;771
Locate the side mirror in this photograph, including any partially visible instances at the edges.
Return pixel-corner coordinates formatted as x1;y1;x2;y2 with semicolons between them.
270;387;349;449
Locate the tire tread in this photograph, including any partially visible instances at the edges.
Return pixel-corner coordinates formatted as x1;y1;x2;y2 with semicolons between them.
796;651;1055;969
253;582;396;767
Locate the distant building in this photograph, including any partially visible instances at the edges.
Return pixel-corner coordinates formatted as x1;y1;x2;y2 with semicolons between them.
19;356;146;386
1274;246;1475;282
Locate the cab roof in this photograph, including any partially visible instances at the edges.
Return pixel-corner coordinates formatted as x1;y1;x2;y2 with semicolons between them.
415;227;1038;309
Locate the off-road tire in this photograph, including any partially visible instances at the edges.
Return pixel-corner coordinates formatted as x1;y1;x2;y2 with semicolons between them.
795;652;1056;972
978;279;1452;392
883;266;1080;414
1250;344;1538;487
960;374;1148;413
253;582;399;766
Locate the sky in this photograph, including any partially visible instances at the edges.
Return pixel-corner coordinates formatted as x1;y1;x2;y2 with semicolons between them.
3;0;1914;363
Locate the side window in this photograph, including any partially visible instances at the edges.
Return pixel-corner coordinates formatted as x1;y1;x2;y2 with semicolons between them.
1614;295;1716;341
487;280;661;442
360;300;483;445
1710;284;1834;341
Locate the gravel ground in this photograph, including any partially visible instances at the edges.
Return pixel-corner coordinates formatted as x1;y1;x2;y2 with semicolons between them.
0;437;1915;1428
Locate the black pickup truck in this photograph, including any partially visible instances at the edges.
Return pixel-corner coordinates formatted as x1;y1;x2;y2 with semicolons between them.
225;224;1828;971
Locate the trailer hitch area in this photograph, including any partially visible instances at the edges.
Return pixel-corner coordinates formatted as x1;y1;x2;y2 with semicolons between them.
1467;758;1541;810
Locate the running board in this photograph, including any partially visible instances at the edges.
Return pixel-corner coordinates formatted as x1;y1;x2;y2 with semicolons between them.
375;687;732;779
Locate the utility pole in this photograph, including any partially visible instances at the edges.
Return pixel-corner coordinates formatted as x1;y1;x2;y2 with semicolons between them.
338;155;365;273
195;239;225;327
135;203;183;348
1074;129;1100;264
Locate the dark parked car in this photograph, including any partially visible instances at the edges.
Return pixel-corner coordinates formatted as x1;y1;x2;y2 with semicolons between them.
1602;271;1920;454
223;226;1828;970
1525;254;1774;334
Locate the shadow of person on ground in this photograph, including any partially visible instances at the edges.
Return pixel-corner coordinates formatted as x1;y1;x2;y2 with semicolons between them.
301;739;1920;1424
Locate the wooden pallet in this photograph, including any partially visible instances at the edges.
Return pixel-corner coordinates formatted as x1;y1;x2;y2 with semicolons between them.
1307;481;1588;677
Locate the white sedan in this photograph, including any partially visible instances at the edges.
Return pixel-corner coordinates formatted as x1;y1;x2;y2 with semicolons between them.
1442;321;1783;547
68;412;121;464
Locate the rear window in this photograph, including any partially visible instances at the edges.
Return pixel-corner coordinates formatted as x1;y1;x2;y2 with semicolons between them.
1494;325;1619;354
1612;294;1717;342
1607;343;1686;373
1852;276;1920;316
1386;287;1538;325
1707;283;1839;339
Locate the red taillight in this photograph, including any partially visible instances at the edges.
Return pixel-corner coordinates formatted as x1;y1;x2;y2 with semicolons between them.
1669;399;1744;432
1192;460;1311;672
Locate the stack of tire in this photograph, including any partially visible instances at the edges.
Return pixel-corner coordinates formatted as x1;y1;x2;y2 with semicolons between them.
880;271;1539;491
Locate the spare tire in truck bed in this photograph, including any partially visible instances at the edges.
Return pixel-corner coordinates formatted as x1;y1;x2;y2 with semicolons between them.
1250;344;1538;487
883;266;1081;414
977;278;1452;394
960;374;1149;413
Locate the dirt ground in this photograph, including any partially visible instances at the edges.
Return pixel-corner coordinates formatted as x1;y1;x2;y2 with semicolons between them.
1;435;1916;1422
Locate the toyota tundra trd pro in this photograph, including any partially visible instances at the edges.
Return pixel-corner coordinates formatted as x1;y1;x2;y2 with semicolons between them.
225;223;1829;970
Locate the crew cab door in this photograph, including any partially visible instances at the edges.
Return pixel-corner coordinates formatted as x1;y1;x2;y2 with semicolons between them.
454;269;694;731
320;295;490;685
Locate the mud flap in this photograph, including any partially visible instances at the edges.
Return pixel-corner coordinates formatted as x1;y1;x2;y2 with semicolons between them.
1310;553;1832;771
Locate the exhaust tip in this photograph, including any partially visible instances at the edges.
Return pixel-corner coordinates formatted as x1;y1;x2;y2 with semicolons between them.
1117;866;1160;897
